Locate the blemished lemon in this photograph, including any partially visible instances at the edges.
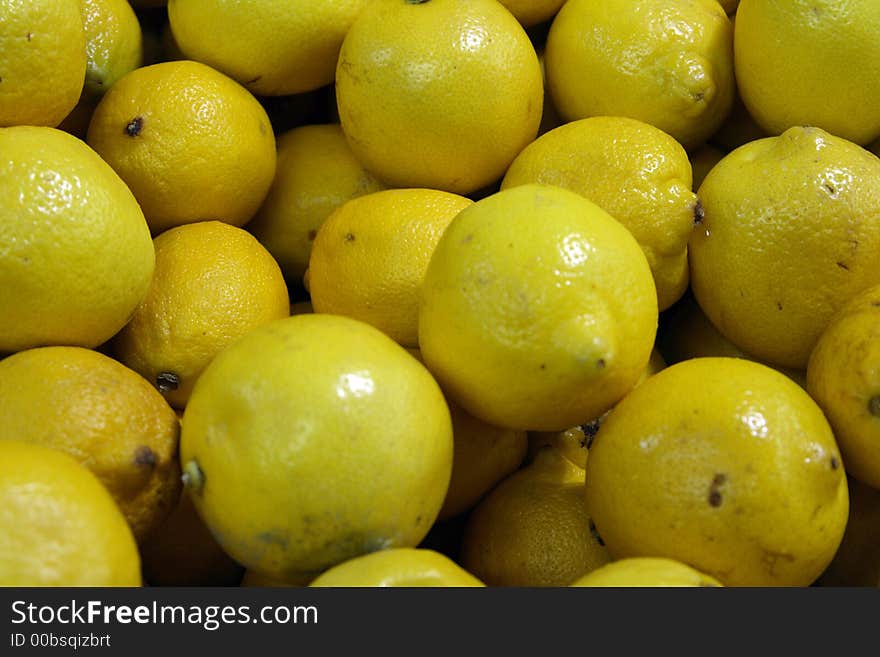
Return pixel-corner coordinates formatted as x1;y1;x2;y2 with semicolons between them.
0;0;86;127
734;0;880;145
87;60;276;234
689;126;880;370
0;126;154;353
180;314;453;581
585;357;848;587
461;447;611;587
419;184;658;432
0;347;181;542
247;124;387;286
113;221;290;410
570;558;723;587
168;0;367;96
308;189;473;347
310;549;484;587
502;116;698;310
498;0;566;28
545;0;735;150
336;0;543;195
807;284;880;489
81;0;143;96
817;478;880;587
0;440;142;586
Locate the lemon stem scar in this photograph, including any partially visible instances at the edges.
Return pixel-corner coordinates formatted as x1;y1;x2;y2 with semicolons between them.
125;117;143;137
156;371;179;392
869;396;880;417
182;460;205;494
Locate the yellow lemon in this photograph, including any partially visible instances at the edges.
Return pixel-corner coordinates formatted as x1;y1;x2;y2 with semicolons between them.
82;0;143;96
113;221;290;410
502;116;698;310
0;346;181;542
419;184;658;432
336;0;543;194
0;126;154;353
0;440;141;586
308;189;473;347
168;0;367;96
0;0;86;127
247;124;387;286
498;0;566;28
180;314;453;581
585;357;848;587
807;284;880;489
140;491;244;586
545;0;735;150
689;126;880;370
817;478;880;587
87;60;276;234
734;0;880;145
310;549;484;587
570;558;723;587
461;447;611;587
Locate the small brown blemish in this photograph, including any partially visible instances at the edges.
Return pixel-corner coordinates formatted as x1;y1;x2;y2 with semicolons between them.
869;396;880;417
246;75;263;85
872;301;880;308
415;515;422;525
156;371;180;392
580;418;602;449
539;363;546;370
708;473;727;507
460;234;473;244
830;456;839;470
588;519;605;546
134;446;157;468
307;229;318;241
125;116;144;137
776;301;783;311
823;183;837;196
836;261;850;271
596;358;606;369
26;32;33;41
693;200;705;225
344;232;356;242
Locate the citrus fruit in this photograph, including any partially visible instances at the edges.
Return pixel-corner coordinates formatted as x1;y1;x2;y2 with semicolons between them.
180;314;453;581
335;0;543;194
498;0;566;28
310;549;484;587
570;558;723;587
308;189;473;347
87;60;276;234
584;357;848;587
689;126;880;370
0;126;154;353
113;220;290;409
419;184;658;431
81;0;143;96
0;440;141;586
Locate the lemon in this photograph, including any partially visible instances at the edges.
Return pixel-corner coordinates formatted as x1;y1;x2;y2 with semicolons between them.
310;549;484;587
0;0;86;127
545;0;735;150
570;558;723;587
87;60;276;234
247;124;387;286
690;126;880;370
817;478;880;587
807;284;880;489
0;347;180;542
240;570;307;587
461;447;610;587
419;184;657;432
0;126;154;353
82;0;143;96
168;0;367;96
0;440;141;586
141;491;244;586
113;221;290;410
308;189;473;347
180;314;453;581
689;145;725;191
498;0;566;28
735;0;880;145
336;0;543;195
585;357;848;587
502;116;698;310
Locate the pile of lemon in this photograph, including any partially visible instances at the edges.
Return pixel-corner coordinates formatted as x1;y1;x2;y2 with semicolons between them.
2;0;880;589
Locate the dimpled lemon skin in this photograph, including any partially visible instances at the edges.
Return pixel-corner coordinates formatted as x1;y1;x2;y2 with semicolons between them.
336;0;543;195
309;189;474;347
248;124;387;285
82;0;143;97
570;558;723;587
180;314;453;581
735;0;880;146
0;441;142;586
807;284;880;489
585;358;848;587
87;60;276;234
502;116;698;311
0;0;86;127
689;126;880;370
419;184;658;432
168;0;367;96
113;221;291;410
310;549;484;587
0;126;154;353
545;0;734;150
